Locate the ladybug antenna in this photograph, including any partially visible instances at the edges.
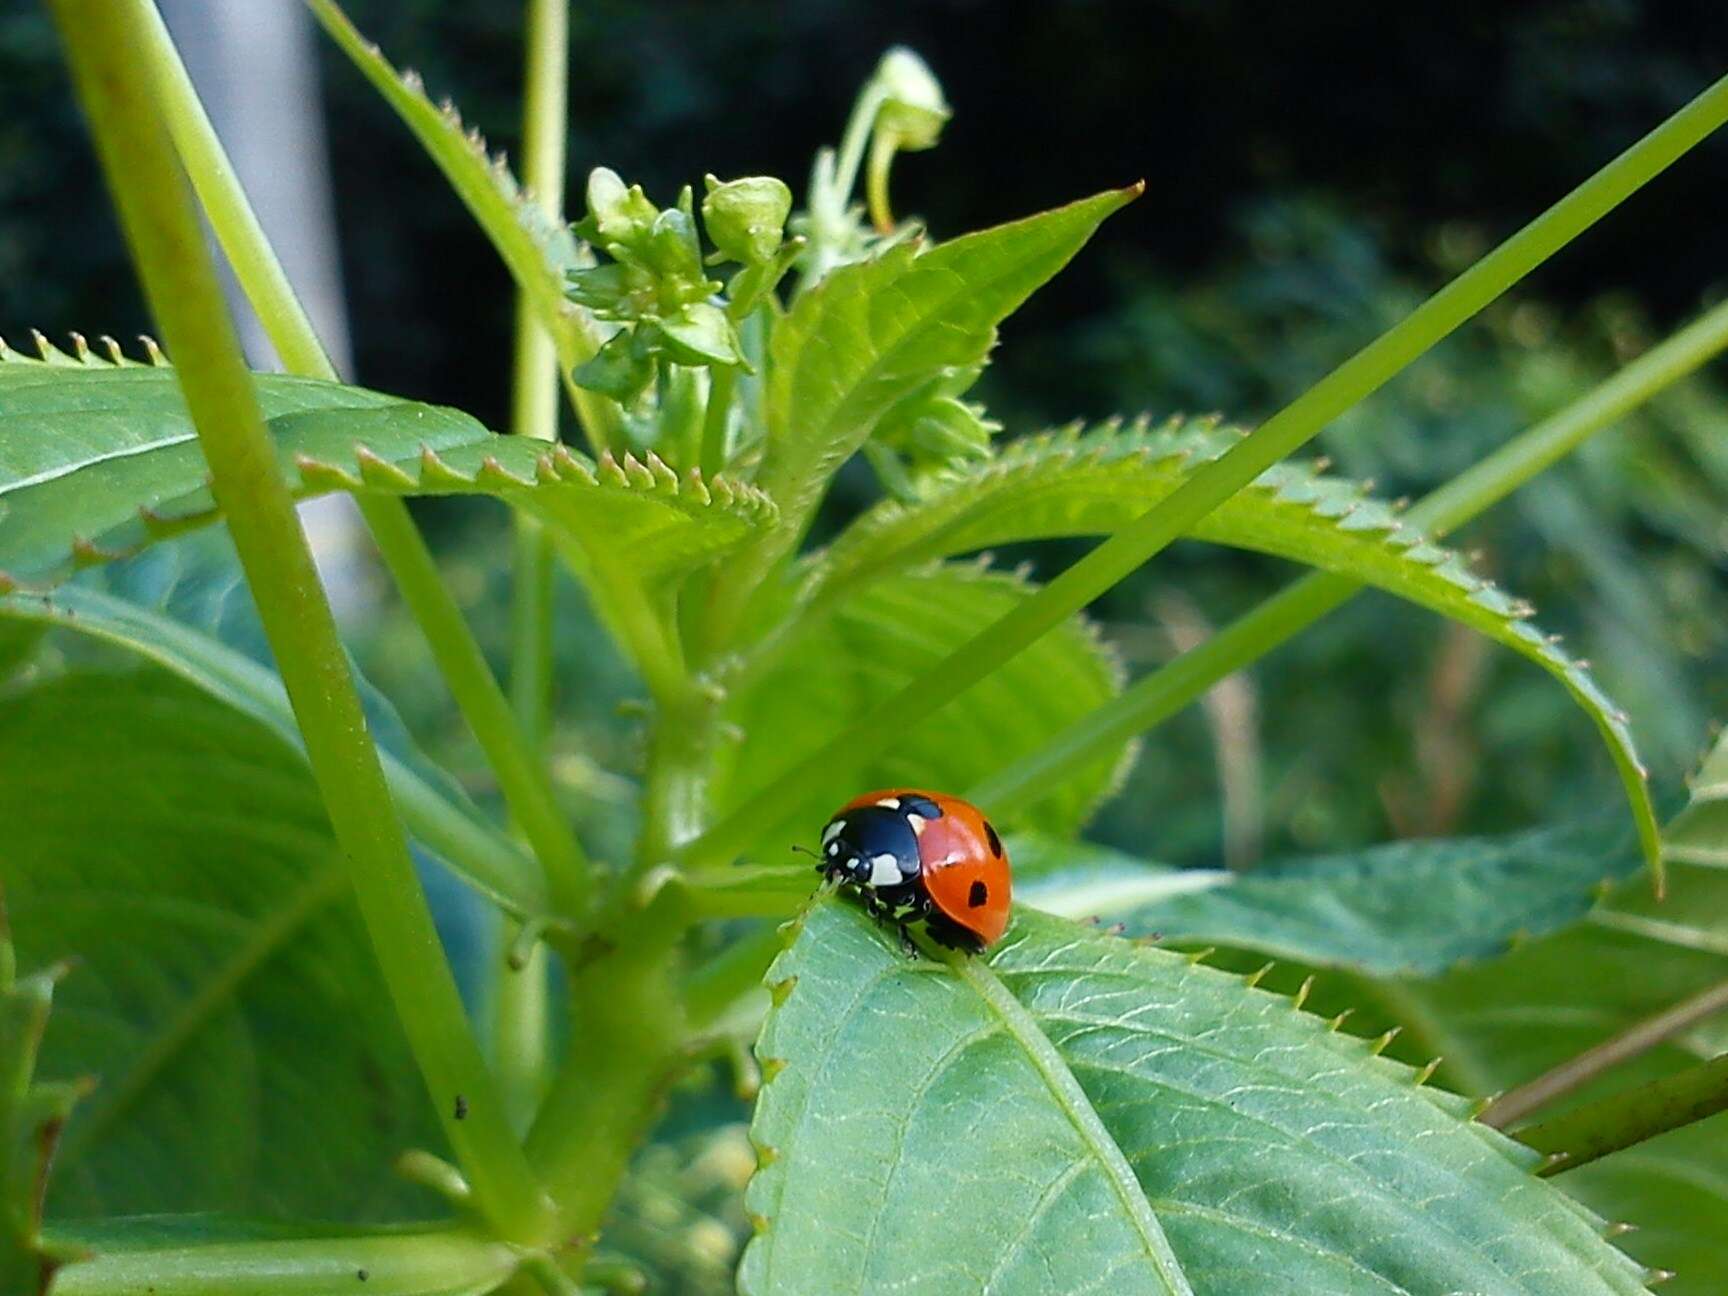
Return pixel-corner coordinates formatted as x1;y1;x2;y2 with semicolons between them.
789;844;821;861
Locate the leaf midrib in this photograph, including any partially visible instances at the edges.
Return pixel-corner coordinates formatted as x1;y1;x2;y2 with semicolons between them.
953;945;1195;1296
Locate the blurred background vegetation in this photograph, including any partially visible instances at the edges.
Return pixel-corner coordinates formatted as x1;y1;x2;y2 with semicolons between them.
4;3;1728;1288
5;0;1727;863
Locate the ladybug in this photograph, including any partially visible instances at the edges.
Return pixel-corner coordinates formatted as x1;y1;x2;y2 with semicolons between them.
816;789;1011;952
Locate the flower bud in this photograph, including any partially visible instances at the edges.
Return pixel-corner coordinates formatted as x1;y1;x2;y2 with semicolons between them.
583;167;657;246
702;174;793;265
875;48;949;151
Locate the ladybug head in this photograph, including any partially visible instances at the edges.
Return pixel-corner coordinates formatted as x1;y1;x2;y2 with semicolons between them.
818;804;919;891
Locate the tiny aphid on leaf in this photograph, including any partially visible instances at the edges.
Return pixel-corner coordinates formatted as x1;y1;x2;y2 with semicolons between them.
814;789;1011;952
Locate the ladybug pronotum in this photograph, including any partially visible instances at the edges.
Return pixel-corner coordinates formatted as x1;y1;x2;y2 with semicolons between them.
816;789;1011;952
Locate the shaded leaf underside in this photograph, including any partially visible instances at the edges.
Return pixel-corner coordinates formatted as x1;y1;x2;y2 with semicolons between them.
0;671;443;1220
1012;820;1644;977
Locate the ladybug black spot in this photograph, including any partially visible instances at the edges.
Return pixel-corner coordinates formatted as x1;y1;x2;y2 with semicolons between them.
968;880;989;908
984;820;1003;857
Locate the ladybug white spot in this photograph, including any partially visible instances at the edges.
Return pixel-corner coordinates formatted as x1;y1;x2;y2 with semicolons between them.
907;812;927;837
875;796;901;810
822;819;846;845
825;840;843;857
868;853;903;887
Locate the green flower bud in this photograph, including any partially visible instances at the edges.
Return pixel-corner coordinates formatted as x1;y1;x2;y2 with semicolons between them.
702;174;793;265
875;47;949;151
581;167;657;246
636;206;709;297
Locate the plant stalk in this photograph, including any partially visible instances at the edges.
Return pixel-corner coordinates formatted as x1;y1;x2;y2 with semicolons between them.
52;0;553;1241
1517;1051;1728;1175
1482;977;1728;1129
681;71;1728;870
496;0;573;1133
132;0;593;917
48;1226;519;1296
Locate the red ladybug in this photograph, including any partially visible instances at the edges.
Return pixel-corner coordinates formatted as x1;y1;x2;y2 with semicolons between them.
816;789;1011;952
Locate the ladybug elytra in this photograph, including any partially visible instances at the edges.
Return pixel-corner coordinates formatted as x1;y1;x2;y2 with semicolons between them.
816;789;1011;952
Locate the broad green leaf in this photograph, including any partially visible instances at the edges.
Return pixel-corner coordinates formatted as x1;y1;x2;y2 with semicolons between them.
47;1220;516;1296
0;671;443;1219
713;563;1128;843
0;535;545;918
1014;820;1643;976
807;418;1655;874
306;1;599;388
743;899;1646;1295
1295;746;1728;1294
0;344;773;589
744;187;1138;577
1345;857;1728;1294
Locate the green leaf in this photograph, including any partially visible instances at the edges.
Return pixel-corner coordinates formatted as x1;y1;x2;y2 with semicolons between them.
1664;726;1728;870
743;899;1647;1295
807;418;1654;871
713;563;1128;843
0;536;546;918
0;338;466;585
1350;856;1728;1294
1014;820;1644;976
306;1;600;385
0;345;774;591
737;187;1139;589
1313;741;1728;1294
0;671;443;1219
46;1219;517;1296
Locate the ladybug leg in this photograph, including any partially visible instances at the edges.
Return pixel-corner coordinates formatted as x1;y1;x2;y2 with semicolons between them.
924;911;985;955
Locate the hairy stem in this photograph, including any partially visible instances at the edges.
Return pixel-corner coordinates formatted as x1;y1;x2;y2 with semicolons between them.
681;72;1728;869
53;0;552;1240
1518;1051;1728;1175
1482;977;1728;1129
133;0;593;916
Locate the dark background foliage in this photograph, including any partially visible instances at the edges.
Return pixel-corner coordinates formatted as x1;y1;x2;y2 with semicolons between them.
3;0;1726;869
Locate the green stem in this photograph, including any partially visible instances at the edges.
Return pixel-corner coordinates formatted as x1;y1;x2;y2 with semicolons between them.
1482;976;1728;1130
680;72;1728;869
970;293;1728;812
360;501;593;915
497;0;570;1136
53;0;552;1241
1517;1051;1728;1175
507;0;569;743
133;0;593;917
525;922;684;1237
48;1226;518;1296
698;364;738;480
